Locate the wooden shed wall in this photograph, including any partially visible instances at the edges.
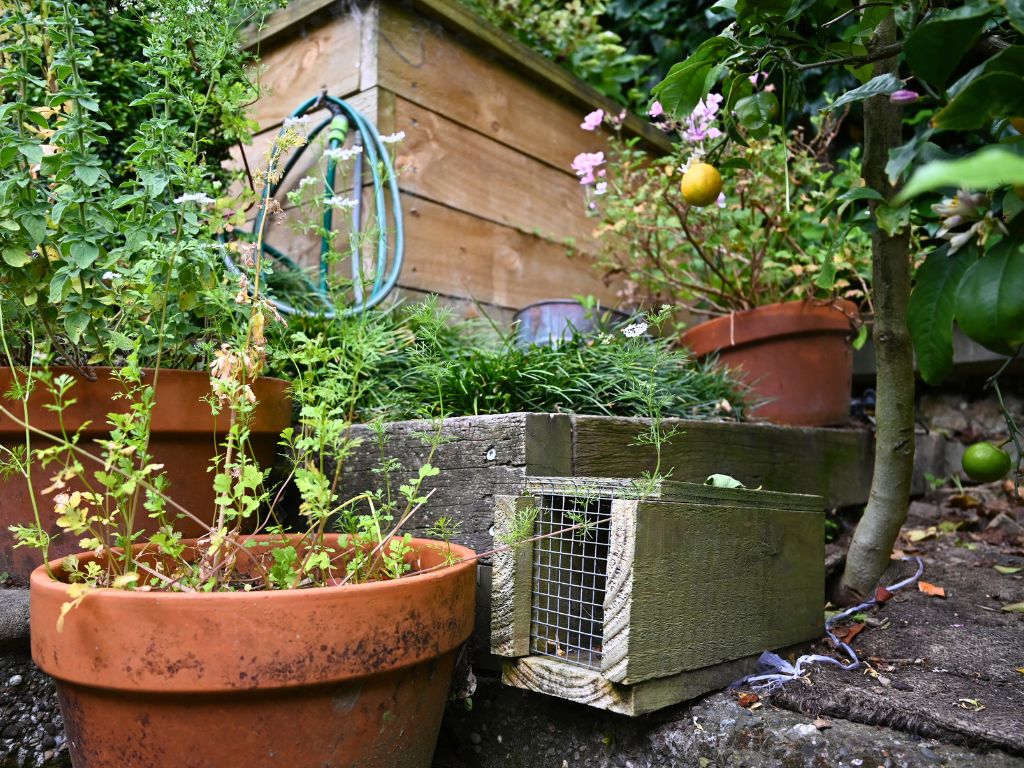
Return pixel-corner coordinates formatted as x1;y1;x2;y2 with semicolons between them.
236;0;670;317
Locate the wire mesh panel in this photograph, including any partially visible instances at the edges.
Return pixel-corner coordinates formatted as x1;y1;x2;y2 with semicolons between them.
529;485;613;669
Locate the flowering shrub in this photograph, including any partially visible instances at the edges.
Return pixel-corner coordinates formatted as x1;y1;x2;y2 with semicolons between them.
572;96;872;320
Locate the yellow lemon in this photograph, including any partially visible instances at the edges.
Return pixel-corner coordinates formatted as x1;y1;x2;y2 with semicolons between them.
1010;117;1024;134
680;163;723;207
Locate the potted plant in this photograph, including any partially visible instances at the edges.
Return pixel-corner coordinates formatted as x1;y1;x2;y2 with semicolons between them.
573;98;872;426
2;3;478;766
0;0;293;577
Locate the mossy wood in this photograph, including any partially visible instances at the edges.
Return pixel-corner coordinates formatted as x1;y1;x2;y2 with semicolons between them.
236;0;673;316
490;478;824;713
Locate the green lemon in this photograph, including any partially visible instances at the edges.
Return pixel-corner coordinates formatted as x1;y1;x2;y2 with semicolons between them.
962;442;1013;483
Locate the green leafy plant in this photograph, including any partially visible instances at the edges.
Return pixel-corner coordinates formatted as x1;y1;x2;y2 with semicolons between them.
574;100;872;321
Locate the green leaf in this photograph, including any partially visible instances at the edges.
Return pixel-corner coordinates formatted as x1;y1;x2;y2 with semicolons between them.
20;214;47;246
826;73;903;112
994;565;1022;575
908;244;972;385
48;272;70;304
932;73;1024;131
138;170;169;198
1001;600;1024;613
17;143;42;166
895;147;1024;204
74;165;103;186
1006;0;1024;34
904;5;992;89
886;131;936;185
705;473;745;488
947;45;1024;99
63;311;90;345
734;91;779;132
954;239;1024;356
2;247;31;267
875;203;910;235
651;37;733;118
69;241;99;268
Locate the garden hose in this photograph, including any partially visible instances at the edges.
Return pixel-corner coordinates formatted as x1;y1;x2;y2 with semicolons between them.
224;93;404;318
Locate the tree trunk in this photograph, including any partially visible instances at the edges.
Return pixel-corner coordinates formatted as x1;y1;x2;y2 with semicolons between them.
838;13;915;603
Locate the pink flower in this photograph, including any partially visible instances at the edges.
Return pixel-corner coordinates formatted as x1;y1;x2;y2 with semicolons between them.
748;72;767;86
572;151;605;185
684;94;724;143
580;109;604;131
648;101;664;118
594;181;608;196
716;192;726;209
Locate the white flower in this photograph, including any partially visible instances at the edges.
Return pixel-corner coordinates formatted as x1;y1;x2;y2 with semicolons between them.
173;192;215;205
621;321;649;338
324;146;363;161
379;131;406;144
325;196;358;210
101;271;121;282
282;115;310;130
594;181;608;196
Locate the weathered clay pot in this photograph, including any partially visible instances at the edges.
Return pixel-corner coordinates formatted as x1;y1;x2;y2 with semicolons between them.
680;300;858;427
0;367;291;580
30;535;477;768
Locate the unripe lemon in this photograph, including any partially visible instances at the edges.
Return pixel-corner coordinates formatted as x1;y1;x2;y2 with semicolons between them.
1010;117;1024;134
962;442;1013;483
680;163;723;207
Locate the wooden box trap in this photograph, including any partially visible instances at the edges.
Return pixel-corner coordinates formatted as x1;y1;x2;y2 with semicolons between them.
490;477;825;715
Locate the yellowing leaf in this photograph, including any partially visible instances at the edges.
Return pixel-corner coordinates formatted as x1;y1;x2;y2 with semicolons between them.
994;565;1022;575
907;527;937;542
111;572;139;589
1001;601;1024;613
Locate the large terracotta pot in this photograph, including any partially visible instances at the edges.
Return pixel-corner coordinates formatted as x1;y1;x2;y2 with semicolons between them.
680;300;858;427
0;367;291;580
30;535;477;768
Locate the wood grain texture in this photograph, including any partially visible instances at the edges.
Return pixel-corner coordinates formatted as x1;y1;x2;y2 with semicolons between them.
378;3;612;171
250;14;363;129
392;97;596;249
570;415;873;509
609;498;823;685
491;495;536;657
242;0;339;48
600;498;638;683
502;653;765;716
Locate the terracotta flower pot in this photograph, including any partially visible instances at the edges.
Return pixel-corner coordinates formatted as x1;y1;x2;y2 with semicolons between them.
0;367;292;580
30;535;477;768
680;300;858;427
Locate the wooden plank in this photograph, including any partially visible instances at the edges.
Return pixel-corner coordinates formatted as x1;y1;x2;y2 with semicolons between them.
378;3;616;172
400;195;614;309
392;98;597;250
490;495;536;657
250;14;363;129
246;0;672;155
570;415;874;509
600;497;639;683
614;498;823;684
502;653;765;716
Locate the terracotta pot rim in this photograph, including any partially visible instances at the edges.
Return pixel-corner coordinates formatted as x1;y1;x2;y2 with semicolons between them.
30;535;477;600
681;299;859;355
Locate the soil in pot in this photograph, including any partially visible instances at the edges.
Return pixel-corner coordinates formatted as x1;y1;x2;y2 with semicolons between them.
0;367;292;580
30;535;477;768
681;300;858;427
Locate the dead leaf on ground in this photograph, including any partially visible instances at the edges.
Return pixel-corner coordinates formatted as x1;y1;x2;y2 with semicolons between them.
957;698;986;712
906;527;937;543
812;717;832;730
735;692;759;708
994;565;1022;575
1001;601;1024;613
948;494;983;510
918;581;947;598
833;622;866;644
875;586;894;603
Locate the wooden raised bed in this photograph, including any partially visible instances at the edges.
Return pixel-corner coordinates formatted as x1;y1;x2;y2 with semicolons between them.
239;0;672;318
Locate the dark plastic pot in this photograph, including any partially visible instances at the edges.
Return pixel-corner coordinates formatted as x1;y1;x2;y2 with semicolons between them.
30;535;477;768
0;367;291;580
680;300;859;427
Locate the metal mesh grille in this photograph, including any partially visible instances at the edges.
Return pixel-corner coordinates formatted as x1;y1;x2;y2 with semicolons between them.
529;486;612;669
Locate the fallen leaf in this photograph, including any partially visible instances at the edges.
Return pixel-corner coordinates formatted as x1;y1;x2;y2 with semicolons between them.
875;586;894;603
834;622;866;644
918;581;946;598
957;698;985;712
812;717;832;730
948;494;982;510
994;565;1022;575
1001;601;1024;613
736;692;759;708
938;520;963;533
1015;667;1024;675
906;527;937;543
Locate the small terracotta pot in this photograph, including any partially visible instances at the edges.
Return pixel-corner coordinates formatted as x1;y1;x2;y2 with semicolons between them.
0;367;291;580
681;300;858;427
30;535;477;768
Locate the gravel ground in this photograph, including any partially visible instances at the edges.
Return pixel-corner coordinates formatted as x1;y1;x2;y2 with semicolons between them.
0;652;68;768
